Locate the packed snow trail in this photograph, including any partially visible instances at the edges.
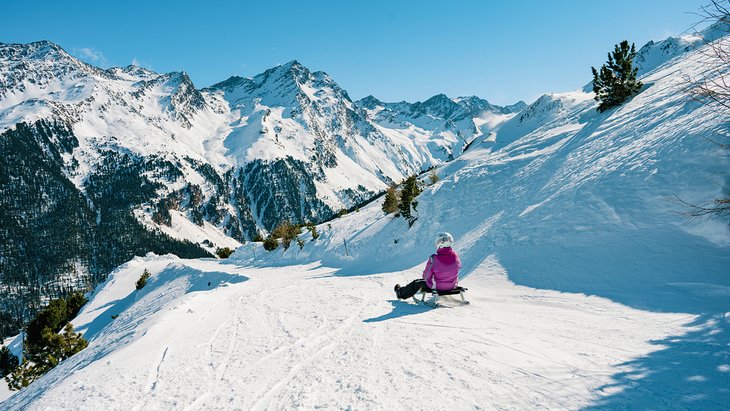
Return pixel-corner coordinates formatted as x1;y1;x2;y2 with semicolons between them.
2;254;701;410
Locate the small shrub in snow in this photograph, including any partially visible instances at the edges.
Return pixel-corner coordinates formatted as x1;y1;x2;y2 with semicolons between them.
5;359;39;390
297;238;305;250
306;224;320;240
272;220;299;250
428;171;440;185
263;236;279;251
136;269;151;290
252;233;264;242
678;3;730;220
216;247;234;259
591;40;643;112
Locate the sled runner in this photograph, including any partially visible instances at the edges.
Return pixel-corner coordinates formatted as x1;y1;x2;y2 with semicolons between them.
412;286;469;307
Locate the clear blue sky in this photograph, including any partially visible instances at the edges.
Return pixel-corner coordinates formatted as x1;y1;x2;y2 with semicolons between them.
1;0;711;105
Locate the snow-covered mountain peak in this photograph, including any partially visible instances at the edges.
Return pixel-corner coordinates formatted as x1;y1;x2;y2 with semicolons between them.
208;60;345;111
503;100;528;112
205;75;253;93
453;94;489;106
356;95;384;109
106;65;160;83
129;71;207;127
0;40;109;81
455;95;528;116
415;93;464;119
0;41;103;103
253;60;314;89
142;71;203;101
256;59;307;84
0;40;69;63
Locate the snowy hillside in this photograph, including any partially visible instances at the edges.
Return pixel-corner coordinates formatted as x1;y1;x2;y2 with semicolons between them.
3;25;730;409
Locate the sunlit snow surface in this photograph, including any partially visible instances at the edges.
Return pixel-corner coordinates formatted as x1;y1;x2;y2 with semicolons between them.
0;254;700;410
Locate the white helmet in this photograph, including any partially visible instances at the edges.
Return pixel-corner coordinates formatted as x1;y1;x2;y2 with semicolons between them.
435;232;454;249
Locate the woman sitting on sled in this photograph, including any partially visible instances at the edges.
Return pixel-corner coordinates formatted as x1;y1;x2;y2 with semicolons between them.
394;232;461;300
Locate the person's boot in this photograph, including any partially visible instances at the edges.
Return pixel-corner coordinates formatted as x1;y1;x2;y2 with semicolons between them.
394;284;401;299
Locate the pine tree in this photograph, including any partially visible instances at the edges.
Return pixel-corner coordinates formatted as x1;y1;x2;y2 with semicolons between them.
136;269;151;290
25;298;68;350
382;185;399;215
39;323;88;365
0;345;19;377
591;41;643;112
6;323;87;390
215;247;234;259
65;292;88;320
398;176;422;220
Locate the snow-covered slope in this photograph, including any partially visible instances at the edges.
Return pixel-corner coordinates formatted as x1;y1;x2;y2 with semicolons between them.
0;254;698;409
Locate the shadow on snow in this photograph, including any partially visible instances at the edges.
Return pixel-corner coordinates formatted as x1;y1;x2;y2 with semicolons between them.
583;314;730;410
363;299;433;323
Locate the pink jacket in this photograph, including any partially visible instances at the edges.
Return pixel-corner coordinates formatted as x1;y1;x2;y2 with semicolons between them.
422;247;461;290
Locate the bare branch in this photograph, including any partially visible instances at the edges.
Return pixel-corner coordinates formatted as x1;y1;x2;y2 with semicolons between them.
673;195;730;219
677;1;730;221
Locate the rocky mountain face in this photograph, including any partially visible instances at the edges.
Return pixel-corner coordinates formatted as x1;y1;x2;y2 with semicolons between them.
0;120;210;328
0;41;524;334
